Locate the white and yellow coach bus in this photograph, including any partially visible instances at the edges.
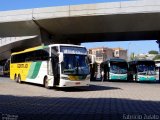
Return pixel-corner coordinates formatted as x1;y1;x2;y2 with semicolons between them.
10;44;90;88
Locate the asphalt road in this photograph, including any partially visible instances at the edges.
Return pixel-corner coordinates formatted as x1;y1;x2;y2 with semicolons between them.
0;77;160;120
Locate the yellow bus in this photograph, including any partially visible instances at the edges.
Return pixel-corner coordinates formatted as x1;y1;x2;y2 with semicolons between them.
10;44;90;88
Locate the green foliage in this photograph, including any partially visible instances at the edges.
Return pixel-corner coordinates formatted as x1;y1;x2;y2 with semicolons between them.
153;55;160;60
148;50;158;54
130;52;136;60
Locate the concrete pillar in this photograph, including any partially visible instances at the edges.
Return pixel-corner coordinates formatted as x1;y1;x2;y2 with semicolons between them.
40;28;54;45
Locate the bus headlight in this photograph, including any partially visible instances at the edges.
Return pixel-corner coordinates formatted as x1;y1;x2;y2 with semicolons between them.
86;75;90;80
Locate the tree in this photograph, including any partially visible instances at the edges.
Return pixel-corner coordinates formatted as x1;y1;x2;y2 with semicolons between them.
153;55;160;60
148;50;158;54
130;52;136;60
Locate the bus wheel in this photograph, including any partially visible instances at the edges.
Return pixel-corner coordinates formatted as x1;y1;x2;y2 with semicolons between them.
17;75;21;84
14;74;18;83
44;76;50;89
101;75;104;82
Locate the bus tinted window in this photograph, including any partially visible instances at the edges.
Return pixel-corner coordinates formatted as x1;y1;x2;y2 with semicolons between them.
11;49;49;63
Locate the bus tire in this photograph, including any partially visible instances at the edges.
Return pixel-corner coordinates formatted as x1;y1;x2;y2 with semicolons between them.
101;74;104;82
101;71;105;82
17;74;21;84
44;76;50;89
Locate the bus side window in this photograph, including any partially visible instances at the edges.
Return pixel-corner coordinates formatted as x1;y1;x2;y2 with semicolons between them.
51;55;59;75
41;49;49;61
50;47;59;77
11;54;26;63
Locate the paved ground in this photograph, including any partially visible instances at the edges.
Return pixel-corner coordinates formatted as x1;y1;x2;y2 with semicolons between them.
0;77;160;120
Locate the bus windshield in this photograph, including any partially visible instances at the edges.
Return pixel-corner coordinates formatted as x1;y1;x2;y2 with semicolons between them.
137;64;156;75
62;54;89;75
110;62;127;74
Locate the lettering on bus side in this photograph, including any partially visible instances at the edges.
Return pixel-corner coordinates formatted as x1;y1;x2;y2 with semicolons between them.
17;64;28;68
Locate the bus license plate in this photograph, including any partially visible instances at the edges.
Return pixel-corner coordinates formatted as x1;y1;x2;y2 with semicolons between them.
75;82;80;85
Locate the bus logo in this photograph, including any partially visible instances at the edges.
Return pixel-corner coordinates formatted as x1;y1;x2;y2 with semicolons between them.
17;64;28;68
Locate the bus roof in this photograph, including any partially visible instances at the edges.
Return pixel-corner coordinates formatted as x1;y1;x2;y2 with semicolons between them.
129;59;155;63
129;59;155;65
109;58;127;62
11;44;85;55
101;58;127;65
49;44;85;48
11;45;48;55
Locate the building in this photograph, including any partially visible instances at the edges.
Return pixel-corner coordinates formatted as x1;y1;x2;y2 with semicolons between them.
89;47;128;63
88;47;113;63
113;48;128;60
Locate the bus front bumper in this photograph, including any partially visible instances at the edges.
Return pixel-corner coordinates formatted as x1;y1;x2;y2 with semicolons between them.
138;75;156;82
110;74;128;80
59;79;90;87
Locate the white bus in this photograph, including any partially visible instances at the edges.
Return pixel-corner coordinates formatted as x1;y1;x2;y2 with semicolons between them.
10;44;90;88
100;58;128;81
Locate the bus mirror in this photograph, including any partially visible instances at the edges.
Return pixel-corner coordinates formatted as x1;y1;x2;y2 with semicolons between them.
59;52;64;63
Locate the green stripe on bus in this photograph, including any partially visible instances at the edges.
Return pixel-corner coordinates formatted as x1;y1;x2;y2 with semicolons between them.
37;46;48;50
138;76;156;81
27;62;36;78
30;62;42;79
27;62;42;79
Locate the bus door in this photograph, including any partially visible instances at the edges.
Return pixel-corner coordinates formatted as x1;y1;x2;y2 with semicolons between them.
51;47;60;86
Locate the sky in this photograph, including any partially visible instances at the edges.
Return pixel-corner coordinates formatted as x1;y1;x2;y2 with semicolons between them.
0;0;159;55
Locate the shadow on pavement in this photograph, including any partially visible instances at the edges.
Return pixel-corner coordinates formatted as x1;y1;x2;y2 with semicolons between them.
92;80;132;83
0;76;10;78
92;79;160;84
136;81;160;84
15;81;121;92
0;95;159;120
55;85;121;92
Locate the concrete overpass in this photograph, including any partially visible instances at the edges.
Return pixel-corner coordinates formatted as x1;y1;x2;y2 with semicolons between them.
1;0;160;60
0;36;41;60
